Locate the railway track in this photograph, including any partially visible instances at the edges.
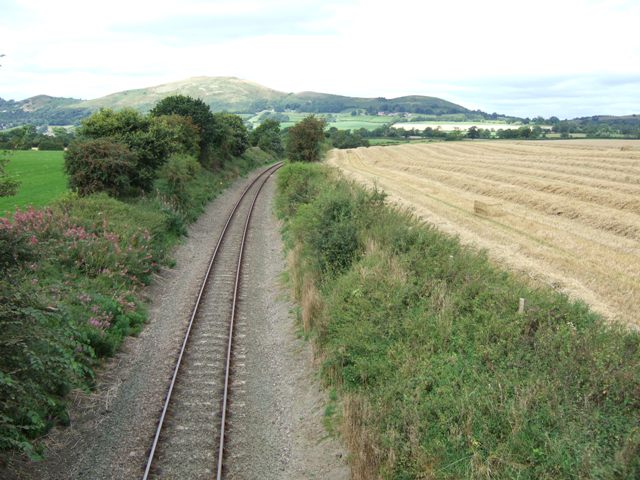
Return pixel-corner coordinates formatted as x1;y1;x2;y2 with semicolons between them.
142;162;282;479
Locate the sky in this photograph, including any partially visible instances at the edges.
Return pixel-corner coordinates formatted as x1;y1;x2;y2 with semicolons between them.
1;0;639;118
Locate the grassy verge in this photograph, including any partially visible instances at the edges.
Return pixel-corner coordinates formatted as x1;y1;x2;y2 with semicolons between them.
0;151;67;216
0;148;274;459
276;163;640;479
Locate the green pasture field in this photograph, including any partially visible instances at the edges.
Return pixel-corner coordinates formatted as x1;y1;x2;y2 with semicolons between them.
249;111;396;131
325;114;394;131
0;150;67;216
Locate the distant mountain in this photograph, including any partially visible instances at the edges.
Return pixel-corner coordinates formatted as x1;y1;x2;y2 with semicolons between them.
74;77;285;113
0;76;469;129
0;95;89;129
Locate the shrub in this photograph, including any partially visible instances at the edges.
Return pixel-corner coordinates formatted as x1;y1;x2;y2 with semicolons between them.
64;138;136;197
275;162;329;218
78;108;173;192
291;186;361;275
155;154;201;208
0;279;81;459
0;154;19;197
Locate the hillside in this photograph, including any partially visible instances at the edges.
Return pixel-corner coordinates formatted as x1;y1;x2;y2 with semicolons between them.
0;95;89;129
0;76;469;129
75;76;285;113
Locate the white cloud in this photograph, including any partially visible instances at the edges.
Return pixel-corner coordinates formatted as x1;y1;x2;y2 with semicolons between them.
1;0;639;117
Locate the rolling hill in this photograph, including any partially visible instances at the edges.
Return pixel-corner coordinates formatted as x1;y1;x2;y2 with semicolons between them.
0;77;469;129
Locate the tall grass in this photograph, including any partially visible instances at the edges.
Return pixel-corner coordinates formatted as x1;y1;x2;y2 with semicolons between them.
276;163;640;479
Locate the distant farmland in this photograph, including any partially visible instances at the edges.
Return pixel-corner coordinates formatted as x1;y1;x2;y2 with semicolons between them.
392;121;552;131
328;140;640;327
248;112;394;131
0;150;67;216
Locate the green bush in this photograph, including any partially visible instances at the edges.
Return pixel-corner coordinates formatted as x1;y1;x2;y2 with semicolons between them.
275;162;329;218
78;108;173;192
0;154;21;197
291;186;360;275
0;280;81;459
64;138;136;197
155;154;201;208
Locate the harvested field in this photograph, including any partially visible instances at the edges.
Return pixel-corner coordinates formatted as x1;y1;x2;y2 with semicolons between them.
328;139;640;328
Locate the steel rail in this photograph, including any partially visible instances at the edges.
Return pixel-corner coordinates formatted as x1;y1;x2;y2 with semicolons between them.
215;163;281;480
142;162;282;480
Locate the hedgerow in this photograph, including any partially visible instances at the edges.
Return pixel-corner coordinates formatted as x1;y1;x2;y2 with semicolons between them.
276;163;640;480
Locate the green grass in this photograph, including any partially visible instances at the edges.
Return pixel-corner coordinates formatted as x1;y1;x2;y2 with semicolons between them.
276;163;640;480
249;112;396;131
0;150;67;216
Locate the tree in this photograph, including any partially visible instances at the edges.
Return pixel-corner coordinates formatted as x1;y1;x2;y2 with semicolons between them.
286;115;326;162
326;128;369;149
153;114;201;158
467;126;480;139
212;113;249;158
249;119;284;156
150;95;215;165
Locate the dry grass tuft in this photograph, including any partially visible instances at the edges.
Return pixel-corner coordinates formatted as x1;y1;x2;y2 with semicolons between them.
286;243;304;301
341;395;383;480
301;272;323;333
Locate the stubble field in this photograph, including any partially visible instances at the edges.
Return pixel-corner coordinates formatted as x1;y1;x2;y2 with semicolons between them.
328;140;640;328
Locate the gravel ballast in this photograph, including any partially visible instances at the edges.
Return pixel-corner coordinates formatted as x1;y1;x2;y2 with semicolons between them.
6;169;348;479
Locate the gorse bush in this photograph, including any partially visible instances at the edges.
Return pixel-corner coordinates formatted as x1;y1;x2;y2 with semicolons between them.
276;163;640;479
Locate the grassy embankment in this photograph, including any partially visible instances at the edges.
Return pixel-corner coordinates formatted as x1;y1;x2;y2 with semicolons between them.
0;147;274;459
0;151;67;216
276;163;640;479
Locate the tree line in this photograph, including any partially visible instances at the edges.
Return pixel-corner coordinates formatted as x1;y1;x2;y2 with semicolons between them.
63;95;286;199
0;125;76;150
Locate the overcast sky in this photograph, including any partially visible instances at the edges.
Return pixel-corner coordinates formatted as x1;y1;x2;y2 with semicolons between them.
1;0;639;118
